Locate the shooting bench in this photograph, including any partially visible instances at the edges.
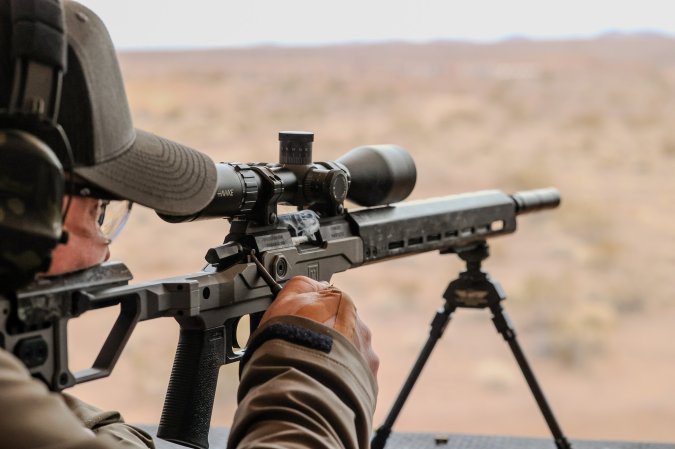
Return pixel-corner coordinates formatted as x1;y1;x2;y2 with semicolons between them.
138;426;673;449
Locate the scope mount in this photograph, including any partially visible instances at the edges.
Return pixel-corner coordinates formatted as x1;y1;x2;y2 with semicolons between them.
236;131;350;226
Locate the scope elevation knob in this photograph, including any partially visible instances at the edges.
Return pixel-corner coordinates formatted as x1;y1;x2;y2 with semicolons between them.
279;131;313;165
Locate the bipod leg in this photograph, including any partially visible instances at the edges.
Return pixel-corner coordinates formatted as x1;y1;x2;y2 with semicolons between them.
490;302;572;449
371;300;458;449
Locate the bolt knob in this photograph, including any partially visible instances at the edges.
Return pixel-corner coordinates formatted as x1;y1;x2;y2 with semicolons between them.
279;131;313;165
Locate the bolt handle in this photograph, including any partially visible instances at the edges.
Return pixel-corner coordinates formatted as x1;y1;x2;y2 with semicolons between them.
250;250;283;296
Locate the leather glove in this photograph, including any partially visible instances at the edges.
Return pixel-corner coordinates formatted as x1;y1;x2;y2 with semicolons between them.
260;276;379;377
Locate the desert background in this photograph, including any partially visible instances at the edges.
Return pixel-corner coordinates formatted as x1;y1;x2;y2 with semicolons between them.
67;35;675;443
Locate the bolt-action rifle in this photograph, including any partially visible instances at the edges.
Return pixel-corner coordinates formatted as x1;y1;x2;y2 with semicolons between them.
0;132;560;449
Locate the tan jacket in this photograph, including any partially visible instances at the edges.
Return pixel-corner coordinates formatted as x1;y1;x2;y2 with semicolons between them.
228;316;378;449
0;315;376;449
0;346;153;449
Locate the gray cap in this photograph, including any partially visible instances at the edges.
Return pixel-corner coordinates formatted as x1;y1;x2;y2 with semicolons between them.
1;0;217;215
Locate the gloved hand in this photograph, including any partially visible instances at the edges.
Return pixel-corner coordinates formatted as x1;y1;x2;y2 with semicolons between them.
260;276;379;377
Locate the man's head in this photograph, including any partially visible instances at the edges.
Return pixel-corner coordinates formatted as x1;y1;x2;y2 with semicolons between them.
0;0;218;285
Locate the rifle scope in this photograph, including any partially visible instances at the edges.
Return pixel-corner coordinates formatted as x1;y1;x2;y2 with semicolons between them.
160;131;417;224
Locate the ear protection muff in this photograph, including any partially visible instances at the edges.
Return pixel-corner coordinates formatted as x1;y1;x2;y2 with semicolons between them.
0;0;72;292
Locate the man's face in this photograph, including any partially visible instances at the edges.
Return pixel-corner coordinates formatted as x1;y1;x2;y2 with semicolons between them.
45;196;110;276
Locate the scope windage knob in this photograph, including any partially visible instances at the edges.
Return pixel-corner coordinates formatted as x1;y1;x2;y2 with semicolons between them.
279;131;313;165
304;168;349;204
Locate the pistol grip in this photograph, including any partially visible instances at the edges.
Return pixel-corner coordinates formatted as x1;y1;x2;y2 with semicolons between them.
157;326;225;449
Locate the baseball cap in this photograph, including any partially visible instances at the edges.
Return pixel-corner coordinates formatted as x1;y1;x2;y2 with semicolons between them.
0;0;217;216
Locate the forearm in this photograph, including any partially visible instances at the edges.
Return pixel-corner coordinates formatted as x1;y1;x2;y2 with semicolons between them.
63;393;155;448
228;316;378;449
0;348;152;449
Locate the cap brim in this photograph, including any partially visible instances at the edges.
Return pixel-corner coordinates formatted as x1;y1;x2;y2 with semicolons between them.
74;129;217;216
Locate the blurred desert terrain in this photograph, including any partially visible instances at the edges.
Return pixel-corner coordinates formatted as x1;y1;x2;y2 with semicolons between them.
67;35;675;443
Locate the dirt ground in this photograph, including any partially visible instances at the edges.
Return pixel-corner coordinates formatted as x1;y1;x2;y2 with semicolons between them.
67;35;675;443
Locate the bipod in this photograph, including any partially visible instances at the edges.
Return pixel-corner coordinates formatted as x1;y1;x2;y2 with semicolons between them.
371;241;572;449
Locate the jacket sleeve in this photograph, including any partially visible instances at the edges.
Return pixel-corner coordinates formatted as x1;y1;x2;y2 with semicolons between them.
227;315;378;449
0;347;153;449
62;393;155;448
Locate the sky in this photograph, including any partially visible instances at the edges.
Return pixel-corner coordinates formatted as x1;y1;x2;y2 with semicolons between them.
76;0;673;50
